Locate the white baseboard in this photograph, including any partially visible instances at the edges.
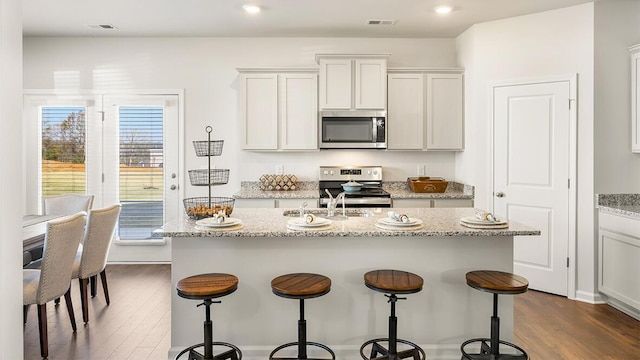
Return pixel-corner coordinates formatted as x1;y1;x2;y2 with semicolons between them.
575;290;607;304
605;297;640;321
169;343;463;360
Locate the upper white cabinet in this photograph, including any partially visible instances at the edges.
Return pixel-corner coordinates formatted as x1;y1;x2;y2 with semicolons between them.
387;69;464;151
630;44;640;153
238;69;318;151
426;73;464;150
387;73;424;150
317;55;388;111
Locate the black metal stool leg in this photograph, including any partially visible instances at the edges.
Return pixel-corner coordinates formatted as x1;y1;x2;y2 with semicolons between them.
299;299;307;359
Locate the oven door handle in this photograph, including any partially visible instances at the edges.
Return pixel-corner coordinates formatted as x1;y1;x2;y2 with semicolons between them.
319;197;391;206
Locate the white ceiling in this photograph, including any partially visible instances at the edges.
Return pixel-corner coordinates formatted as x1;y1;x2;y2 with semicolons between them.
23;0;594;38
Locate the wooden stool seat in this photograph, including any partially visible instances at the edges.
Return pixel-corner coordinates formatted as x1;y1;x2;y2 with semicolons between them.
466;270;528;295
364;269;423;294
176;273;239;300
271;273;331;299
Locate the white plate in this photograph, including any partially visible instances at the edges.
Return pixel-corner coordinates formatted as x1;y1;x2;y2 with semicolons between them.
287;217;332;227
377;217;423;227
460;221;509;229
460;216;507;225
375;223;424;231
287;223;333;231
195;217;242;228
195;223;244;231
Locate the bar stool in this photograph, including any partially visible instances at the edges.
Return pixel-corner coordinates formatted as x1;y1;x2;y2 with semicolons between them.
270;273;335;360
460;270;529;360
175;273;242;360
360;269;426;360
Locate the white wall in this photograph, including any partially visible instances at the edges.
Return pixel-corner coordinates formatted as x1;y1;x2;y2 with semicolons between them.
594;0;640;193
0;0;24;358
23;37;459;201
455;4;597;299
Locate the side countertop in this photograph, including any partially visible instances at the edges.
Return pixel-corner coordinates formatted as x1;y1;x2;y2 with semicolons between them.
155;207;539;238
232;181;474;200
596;193;640;219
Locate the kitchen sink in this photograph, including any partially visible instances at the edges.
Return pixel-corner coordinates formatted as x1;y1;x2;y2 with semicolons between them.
282;209;374;218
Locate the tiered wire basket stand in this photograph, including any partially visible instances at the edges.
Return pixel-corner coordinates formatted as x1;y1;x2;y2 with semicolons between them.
183;126;235;219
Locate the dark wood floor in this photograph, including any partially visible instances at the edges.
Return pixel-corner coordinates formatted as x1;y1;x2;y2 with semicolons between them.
24;264;639;359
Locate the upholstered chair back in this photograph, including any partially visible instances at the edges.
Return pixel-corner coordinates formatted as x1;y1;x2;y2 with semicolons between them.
35;212;87;304
43;194;94;216
77;204;121;279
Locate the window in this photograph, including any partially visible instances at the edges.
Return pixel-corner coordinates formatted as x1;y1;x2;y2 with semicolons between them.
41;106;87;196
117;106;164;240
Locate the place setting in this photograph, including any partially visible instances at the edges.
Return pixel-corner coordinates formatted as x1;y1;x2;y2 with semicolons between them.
375;211;424;231
460;212;509;229
287;214;333;231
195;214;244;231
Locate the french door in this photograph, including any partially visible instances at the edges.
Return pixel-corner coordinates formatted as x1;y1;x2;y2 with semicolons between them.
24;92;182;263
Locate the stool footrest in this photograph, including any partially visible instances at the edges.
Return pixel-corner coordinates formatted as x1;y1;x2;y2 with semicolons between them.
461;338;528;360
269;341;336;360
360;338;425;360
174;342;243;360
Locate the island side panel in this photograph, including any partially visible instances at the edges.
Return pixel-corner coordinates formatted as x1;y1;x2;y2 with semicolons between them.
170;234;514;360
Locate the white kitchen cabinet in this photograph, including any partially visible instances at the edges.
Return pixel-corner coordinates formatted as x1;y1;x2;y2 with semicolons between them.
239;73;278;150
386;69;464;151
393;198;472;208
392;199;432;208
387;73;424;150
234;199;276;208
432;199;473;208
317;55;388;111
598;210;640;319
234;198;317;209
426;73;464;150
630;45;640;153
238;69;318;151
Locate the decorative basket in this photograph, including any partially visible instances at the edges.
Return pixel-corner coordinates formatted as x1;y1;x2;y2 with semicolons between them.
183;197;235;219
192;140;224;157
407;177;448;193
259;174;298;191
188;169;230;186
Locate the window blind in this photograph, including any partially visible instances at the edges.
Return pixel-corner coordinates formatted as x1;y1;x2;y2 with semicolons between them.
41;106;87;196
117;106;164;240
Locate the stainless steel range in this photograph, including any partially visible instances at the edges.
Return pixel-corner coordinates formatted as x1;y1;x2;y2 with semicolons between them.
319;166;391;208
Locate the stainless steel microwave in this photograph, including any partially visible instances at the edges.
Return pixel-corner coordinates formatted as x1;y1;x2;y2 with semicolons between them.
319;110;387;149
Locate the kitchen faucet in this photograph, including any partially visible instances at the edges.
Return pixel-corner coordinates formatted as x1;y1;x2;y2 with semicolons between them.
325;189;346;217
299;201;308;217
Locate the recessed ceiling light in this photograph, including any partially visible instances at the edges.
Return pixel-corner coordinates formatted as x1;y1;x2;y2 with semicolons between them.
434;5;453;15
243;4;262;14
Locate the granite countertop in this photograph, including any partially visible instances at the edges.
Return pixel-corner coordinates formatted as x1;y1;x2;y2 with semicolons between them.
155;207;539;238
596;193;640;219
233;181;474;200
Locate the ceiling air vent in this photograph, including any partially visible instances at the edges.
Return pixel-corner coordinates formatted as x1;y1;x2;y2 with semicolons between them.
367;20;396;26
89;24;117;30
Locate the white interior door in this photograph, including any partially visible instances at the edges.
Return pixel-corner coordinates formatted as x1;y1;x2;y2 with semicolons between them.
102;94;181;262
493;80;571;296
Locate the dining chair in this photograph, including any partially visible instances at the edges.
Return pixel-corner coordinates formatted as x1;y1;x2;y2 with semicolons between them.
23;212;87;359
42;194;94;216
71;204;121;323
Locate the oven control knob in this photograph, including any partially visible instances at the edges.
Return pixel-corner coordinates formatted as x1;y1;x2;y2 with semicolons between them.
323;170;328;175
372;169;378;176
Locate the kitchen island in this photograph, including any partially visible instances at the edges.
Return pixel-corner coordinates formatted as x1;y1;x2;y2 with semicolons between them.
156;207;539;360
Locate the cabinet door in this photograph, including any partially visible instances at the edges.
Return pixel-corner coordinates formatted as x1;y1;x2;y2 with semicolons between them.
426;74;464;150
387;74;424;149
631;45;640;153
392;199;432;208
234;199;276;208
240;74;278;150
355;59;387;109
319;58;352;110
279;73;318;150
432;199;473;208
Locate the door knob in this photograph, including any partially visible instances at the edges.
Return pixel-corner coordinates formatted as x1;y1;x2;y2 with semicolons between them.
170;185;177;190
495;191;505;198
